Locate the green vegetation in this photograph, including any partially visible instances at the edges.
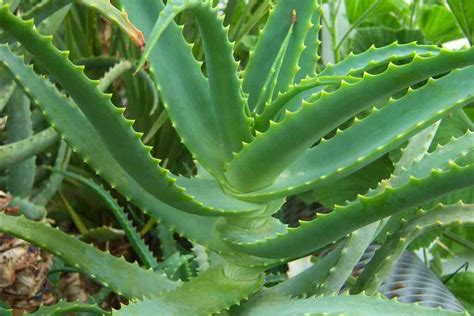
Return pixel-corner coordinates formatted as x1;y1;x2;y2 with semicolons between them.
0;0;473;314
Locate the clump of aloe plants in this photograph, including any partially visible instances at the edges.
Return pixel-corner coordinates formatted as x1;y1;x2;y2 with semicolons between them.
0;0;473;314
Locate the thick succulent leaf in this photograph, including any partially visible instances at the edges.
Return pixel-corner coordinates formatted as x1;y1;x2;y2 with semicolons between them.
175;176;262;214
274;42;441;119
371;122;439;243
447;0;474;45
393;122;441;175
353;202;474;295
373;127;472;240
31;140;70;206
255;75;360;132
320;120;438;297
0;68;15;112
243;0;319;111
0;213;178;299
235;293;461;315
317;222;379;295
0;41;257;217
121;0;225;178
234;60;474;200
115;266;264;315
96;60;133;92
0;127;58;170
0;43;229;252
222;161;474;259
322;43;440;76
268;243;344;297
24;0;145;47
0;9;226;215
139;0;252;159
295;5;322;81
253;15;295;115
4;87;35;197
28;300;109;316
389;130;474;188
226;130;474;259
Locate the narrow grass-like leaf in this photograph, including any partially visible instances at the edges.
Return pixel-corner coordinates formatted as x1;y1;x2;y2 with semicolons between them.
52;169;160;270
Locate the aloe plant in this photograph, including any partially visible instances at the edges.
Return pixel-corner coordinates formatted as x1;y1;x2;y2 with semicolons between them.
0;0;473;314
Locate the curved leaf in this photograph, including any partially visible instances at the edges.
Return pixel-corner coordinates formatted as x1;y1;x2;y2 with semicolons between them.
0;127;58;170
0;40;258;217
139;0;252;159
28;300;109;316
0;213;178;299
115;265;264;315
0;43;229;252
53;169;159;270
353;202;474;295
236;293;460;315
121;0;225;177
235;60;474;200
4;87;35;197
222;162;474;259
24;0;145;47
243;0;319;111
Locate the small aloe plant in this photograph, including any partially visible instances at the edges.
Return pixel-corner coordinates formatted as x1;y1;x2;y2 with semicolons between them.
0;0;473;315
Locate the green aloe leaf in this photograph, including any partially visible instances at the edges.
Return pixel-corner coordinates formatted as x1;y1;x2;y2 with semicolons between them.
121;0;225;177
0;43;228;252
235;60;474;200
266;42;441;122
236;293;461;315
222;161;474;259
243;0;319;111
0;17;258;216
353;202;474;295
0;213;178;299
28;300;109;316
115;266;264;315
0;127;58;170
138;0;252;159
4;87;35;197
